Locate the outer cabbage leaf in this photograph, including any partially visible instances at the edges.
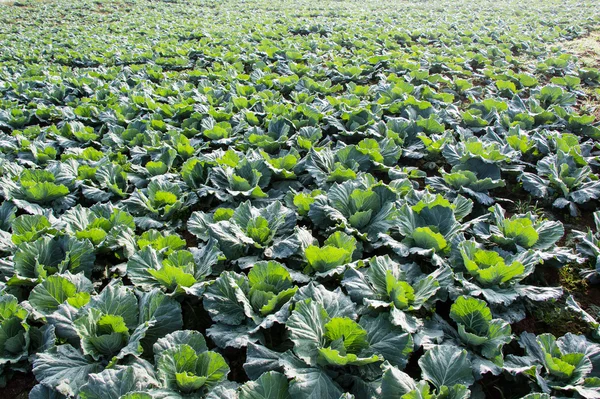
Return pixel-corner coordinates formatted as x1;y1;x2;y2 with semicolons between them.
11;236;95;284
0;292;30;365
239;371;290;399
309;176;399;241
418;345;475;390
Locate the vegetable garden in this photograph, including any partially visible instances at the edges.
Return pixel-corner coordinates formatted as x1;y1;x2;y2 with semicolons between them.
1;0;600;397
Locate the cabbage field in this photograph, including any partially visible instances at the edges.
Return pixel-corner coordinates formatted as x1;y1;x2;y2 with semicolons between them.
1;0;600;398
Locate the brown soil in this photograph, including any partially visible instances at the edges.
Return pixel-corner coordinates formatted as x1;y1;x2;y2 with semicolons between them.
512;315;536;335
181;229;198;248
0;372;36;399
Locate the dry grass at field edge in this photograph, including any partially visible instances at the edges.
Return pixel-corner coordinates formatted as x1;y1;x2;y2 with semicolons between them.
563;31;600;68
562;31;600;121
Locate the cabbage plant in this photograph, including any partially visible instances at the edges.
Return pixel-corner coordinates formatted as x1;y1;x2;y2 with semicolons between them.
188;200;296;260
127;243;219;296
0;292;31;380
426;160;506;205
342;255;451;333
433;296;512;377
473;204;575;265
1;162;76;214
209;150;272;200
453;240;562;308
521;151;600;216
506;332;600;398
9;236;95;285
32;282;183;397
203;261;298;348
152;330;229;397
309;175;400;242
122;179;188;229
574;211;600;284
61;204;136;255
383;193;472;264
380;345;475;399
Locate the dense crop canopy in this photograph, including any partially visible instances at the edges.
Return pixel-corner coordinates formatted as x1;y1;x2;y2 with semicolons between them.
0;0;599;397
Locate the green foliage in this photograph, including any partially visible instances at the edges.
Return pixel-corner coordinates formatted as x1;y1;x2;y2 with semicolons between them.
0;0;598;397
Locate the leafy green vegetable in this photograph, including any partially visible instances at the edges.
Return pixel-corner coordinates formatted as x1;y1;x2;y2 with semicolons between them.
448;296;512;364
0;292;30;367
12;236;95;284
1;0;599;397
155;331;229;396
309;175;399;240
304;231;356;275
506;332;600;396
